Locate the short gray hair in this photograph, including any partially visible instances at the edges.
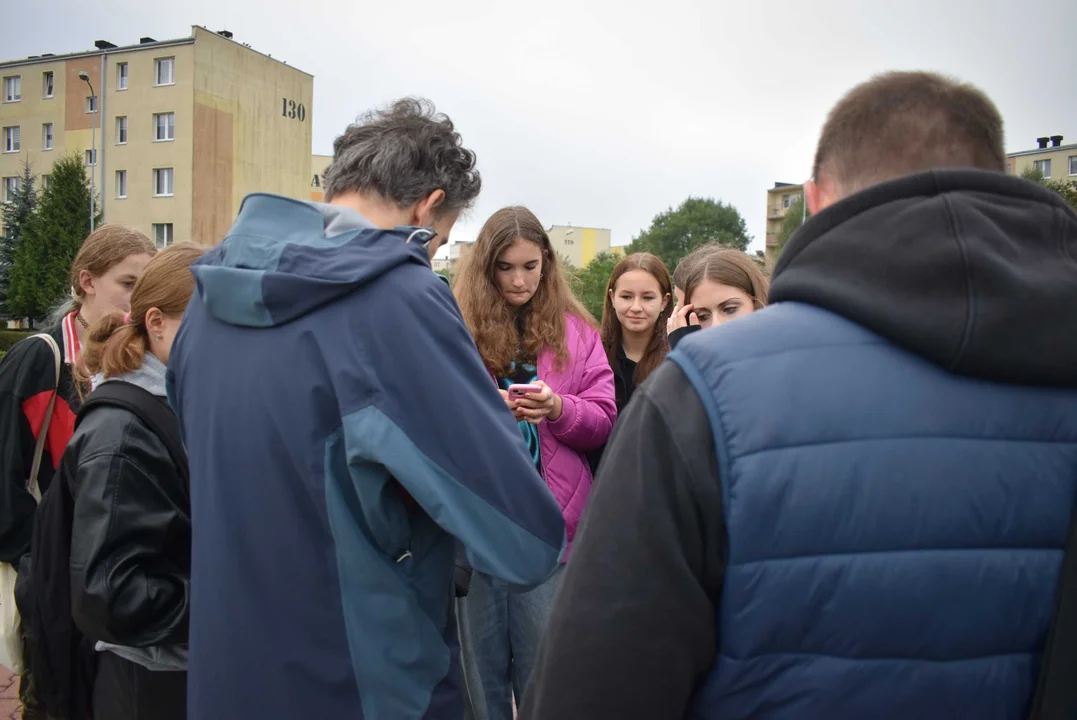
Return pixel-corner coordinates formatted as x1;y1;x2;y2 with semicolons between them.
324;97;481;215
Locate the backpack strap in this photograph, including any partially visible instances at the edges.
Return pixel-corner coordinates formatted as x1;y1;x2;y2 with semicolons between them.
26;333;61;502
1027;495;1077;719
77;382;188;483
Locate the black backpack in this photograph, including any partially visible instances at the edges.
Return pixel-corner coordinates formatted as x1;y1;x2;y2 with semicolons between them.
15;381;187;720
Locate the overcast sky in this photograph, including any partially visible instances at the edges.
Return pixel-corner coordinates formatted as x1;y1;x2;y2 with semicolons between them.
6;0;1075;255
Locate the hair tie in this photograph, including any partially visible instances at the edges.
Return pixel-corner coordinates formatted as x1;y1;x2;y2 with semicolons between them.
123;312;131;324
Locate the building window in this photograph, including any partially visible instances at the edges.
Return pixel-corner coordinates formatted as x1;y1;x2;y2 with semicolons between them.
2;177;17;203
782;193;801;209
154;57;175;87
153;223;173;248
2;126;19;153
1070;156;1077;176
153;168;174;197
42;71;54;98
116;116;128;144
3;76;20;103
153;112;175;141
41;174;49;190
85;149;97;166
117;62;128;90
42;123;52;150
1034;159;1052;178
116;170;127;199
86;95;97;114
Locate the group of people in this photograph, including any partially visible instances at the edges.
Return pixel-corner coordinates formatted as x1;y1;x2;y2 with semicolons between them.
0;67;1074;720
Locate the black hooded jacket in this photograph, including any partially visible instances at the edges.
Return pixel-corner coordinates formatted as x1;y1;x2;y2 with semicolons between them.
521;170;1077;720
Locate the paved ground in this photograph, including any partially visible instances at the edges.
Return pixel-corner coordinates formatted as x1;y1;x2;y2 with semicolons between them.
0;667;20;720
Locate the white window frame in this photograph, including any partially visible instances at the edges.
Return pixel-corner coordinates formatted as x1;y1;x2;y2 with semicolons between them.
3;76;20;103
1070;156;1077;176
42;71;54;99
2;177;18;203
116;116;128;145
117;62;128;91
1034;159;1052;178
40;174;50;191
116;170;127;199
154;57;175;87
86;95;97;114
152;223;174;248
153;112;175;142
85;148;97;166
153;167;174;197
2;126;19;153
42;123;52;150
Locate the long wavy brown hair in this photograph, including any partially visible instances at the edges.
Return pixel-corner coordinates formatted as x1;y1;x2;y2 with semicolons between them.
600;252;673;386
455;206;595;376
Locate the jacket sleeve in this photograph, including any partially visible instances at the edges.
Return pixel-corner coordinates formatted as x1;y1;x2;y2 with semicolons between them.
69;413;190;648
0;339;54;568
521;361;727;720
339;269;566;587
546;322;616;452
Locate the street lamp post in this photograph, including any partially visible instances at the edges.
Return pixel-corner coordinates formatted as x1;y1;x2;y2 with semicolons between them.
78;71;96;232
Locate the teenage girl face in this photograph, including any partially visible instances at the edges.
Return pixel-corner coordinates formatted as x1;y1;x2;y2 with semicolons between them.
688;279;756;329
79;253;154;318
611;270;669;335
496;237;543;307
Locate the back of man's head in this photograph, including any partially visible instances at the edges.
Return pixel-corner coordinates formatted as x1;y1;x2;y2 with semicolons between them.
324;97;481;216
812;71;1005;203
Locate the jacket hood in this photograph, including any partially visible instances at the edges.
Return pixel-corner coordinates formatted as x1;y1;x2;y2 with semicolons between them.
191;194;438;327
771;169;1077;387
93;352;168;396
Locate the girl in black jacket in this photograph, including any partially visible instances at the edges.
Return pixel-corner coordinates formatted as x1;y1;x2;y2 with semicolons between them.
63;243;204;720
589;253;673;473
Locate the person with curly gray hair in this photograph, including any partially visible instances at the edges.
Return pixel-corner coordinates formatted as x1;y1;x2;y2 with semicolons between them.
167;98;566;720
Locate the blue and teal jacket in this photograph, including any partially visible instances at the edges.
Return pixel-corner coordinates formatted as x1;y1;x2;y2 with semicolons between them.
167;194;566;720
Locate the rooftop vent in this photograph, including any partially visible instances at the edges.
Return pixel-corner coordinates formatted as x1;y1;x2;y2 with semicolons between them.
1050;135;1064;147
1036;137;1050;149
94;40;117;50
217;30;233;39
139;36;156;44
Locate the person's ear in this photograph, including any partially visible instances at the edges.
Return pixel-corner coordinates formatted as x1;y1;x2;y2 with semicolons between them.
145;307;165;339
411;189;446;227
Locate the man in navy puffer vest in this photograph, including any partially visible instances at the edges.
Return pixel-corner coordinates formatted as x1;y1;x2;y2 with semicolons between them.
523;71;1077;720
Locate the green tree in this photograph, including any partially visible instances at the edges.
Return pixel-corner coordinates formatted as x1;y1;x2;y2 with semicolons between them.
628;197;751;271
8;154;98;322
573;251;619;320
776;197;811;255
1019;166;1077;212
0;162;39;320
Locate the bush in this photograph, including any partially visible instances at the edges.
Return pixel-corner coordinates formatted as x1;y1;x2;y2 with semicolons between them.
0;329;31;353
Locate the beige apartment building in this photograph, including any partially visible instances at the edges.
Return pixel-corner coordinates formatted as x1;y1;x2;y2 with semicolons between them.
763;182;803;267
546;225;613;269
0;26;313;247
310;153;332;201
1006;134;1076;181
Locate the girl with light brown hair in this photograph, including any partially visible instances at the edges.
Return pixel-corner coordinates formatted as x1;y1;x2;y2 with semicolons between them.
454;206;616;720
62;242;204;720
667;247;769;348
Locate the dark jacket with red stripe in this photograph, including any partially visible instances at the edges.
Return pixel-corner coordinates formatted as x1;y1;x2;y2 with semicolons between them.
0;322;81;569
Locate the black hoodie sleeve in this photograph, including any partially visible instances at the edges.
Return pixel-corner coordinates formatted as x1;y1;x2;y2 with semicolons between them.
520;361;726;720
668;323;702;350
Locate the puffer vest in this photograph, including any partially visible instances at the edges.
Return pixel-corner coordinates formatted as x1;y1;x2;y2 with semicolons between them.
669;302;1077;720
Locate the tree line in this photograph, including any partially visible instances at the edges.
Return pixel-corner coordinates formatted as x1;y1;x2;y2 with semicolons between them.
1;154;98;325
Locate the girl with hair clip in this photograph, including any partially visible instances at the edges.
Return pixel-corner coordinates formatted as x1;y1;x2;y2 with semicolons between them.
61;242;204;720
453;206;616;720
667;247;769;349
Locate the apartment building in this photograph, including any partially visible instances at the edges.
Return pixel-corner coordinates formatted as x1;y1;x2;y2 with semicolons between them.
545;225;612;269
0;26;313;246
763;182;803;267
1006;134;1076;180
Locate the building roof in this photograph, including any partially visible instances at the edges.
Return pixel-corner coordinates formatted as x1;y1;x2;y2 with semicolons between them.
767;182;803;194
1007;142;1077;158
0;26;311;76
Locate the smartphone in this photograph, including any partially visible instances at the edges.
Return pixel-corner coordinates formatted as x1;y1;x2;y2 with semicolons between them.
508;383;542;397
